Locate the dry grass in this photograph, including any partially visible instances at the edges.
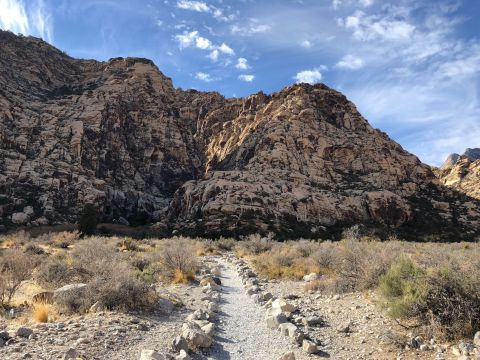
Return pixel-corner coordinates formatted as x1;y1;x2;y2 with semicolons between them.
235;232;480;340
32;303;50;323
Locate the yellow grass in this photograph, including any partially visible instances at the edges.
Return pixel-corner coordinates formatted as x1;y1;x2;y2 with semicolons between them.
32;303;49;323
172;269;195;284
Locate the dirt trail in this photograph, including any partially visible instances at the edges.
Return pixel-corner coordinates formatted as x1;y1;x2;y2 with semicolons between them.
202;258;306;360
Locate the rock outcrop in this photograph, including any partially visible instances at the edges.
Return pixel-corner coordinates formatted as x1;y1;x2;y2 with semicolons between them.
437;149;480;201
0;31;479;239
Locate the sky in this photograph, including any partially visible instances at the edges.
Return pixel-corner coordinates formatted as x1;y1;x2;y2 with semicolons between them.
0;0;479;166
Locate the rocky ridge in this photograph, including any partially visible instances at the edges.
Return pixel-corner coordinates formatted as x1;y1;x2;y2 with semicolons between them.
0;31;479;239
436;148;480;201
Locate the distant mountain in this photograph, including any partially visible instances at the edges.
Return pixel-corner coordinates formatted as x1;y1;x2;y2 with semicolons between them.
441;148;480;169
0;30;479;240
437;148;480;202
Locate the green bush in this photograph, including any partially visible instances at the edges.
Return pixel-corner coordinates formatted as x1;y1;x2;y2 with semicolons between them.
379;257;427;319
78;204;98;236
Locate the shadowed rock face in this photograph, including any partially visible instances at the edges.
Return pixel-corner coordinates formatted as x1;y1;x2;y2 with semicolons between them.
0;31;479;239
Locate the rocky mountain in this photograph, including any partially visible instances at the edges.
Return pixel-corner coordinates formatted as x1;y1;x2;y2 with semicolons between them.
437;148;480;202
440;148;480;169
0;31;479;240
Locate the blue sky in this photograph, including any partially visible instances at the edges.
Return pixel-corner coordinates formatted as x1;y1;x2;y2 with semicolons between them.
1;0;479;165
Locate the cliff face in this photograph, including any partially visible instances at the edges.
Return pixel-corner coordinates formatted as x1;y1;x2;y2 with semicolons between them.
437;149;480;202
0;31;479;239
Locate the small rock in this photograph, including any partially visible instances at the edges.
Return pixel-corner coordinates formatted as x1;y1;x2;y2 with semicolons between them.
302;339;318;354
303;273;319;282
63;348;78;360
16;328;33;338
474;331;480;346
172;336;188;353
201;323;215;337
139;349;165;360
176;349;191;360
302;316;323;327
272;298;296;314
278;351;296;360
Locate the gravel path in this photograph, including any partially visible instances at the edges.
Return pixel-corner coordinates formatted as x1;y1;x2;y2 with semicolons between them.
204;259;303;360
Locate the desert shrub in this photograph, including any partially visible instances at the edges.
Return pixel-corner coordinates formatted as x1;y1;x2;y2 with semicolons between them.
215;237;236;251
36;256;73;289
311;242;338;270
24;243;45;255
54;237;155;313
83;263;154;311
342;225;362;241
379;257;427;319
156;237;198;283
78;204;98;235
0;249;35;307
195;239;217;256
293;239;317;258
0;230;30;248
236;233;274;256
118;238;139;252
51;231;79;248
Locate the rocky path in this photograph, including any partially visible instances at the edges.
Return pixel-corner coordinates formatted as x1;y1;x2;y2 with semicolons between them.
203;259;304;360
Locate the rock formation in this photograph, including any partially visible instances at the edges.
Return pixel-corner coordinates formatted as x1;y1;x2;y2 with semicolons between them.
0;31;479;239
437;148;480;202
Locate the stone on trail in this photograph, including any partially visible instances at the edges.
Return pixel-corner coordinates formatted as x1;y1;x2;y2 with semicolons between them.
303;273;319;282
278;322;298;338
139;349;165;360
265;308;288;329
172;336;189;353
302;339;319;354
181;325;213;349
16;327;33;338
278;352;296;360
63;348;79;360
201;322;215;336
272;298;296;313
176;349;191;360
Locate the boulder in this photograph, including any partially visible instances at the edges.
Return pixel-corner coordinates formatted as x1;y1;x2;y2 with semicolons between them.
265;308;288;329
279;322;298;338
201;322;215;337
176;349;191;360
181;326;213;349
272;298;296;313
16;327;33;338
172;336;188;353
11;212;29;224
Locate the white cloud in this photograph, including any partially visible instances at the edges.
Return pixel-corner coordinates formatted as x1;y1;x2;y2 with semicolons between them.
235;58;249;70
231;20;271;36
195;35;212;49
0;0;53;43
332;0;341;9
336;54;364;70
294;69;323;84
359;0;374;7
175;30;213;50
208;49;219;61
238;74;255;82
195;72;213;82
339;10;415;41
175;31;198;48
218;42;234;55
176;0;209;12
300;40;312;48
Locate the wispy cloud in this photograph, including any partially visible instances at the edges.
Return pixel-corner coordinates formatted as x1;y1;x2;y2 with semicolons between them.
195;71;214;82
336;54;364;70
238;74;255;82
231;19;271;36
175;30;234;61
0;0;53;42
176;1;209;13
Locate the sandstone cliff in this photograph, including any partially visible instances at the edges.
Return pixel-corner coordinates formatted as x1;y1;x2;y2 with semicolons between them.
0;31;479;239
437;149;480;202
